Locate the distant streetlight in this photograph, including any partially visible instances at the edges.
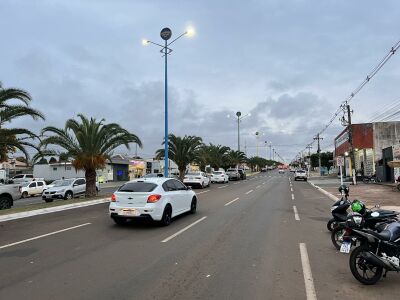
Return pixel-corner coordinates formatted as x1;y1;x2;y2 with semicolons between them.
255;131;265;157
142;26;194;177
227;111;250;152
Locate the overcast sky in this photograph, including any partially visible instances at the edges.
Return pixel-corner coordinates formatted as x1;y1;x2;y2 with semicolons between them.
1;0;400;162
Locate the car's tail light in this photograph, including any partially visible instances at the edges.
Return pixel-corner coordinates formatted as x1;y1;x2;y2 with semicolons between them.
111;194;116;202
147;194;162;203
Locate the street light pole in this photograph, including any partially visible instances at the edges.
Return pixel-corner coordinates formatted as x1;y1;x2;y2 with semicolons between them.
236;111;241;151
143;27;194;177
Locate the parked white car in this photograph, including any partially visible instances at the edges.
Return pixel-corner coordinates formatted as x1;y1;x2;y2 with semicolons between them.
294;170;308;181
10;174;34;184
42;178;99;202
183;172;210;188
20;180;47;198
211;171;229;183
109;178;197;226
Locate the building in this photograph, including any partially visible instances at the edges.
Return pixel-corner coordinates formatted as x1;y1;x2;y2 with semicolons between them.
334;121;400;181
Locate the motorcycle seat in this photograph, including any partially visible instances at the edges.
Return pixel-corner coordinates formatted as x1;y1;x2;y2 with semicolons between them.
367;229;391;241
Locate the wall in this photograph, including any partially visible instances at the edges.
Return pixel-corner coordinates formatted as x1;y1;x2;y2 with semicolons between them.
33;164;85;181
373;122;400;162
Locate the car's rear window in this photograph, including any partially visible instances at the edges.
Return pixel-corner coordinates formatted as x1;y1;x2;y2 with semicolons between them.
297;170;306;173
213;172;223;175
118;182;157;192
186;172;200;176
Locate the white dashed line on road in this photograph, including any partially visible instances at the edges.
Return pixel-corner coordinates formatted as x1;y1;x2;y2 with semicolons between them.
291;194;295;200
245;190;253;195
197;190;210;194
218;185;229;189
161;216;207;243
290;187;293;192
233;182;240;185
225;197;240;206
299;243;317;300
0;223;91;250
256;185;261;189
293;206;300;220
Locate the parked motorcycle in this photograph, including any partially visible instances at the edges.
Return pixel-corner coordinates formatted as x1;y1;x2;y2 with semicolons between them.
327;185;350;232
345;215;400;285
363;174;381;184
331;200;399;250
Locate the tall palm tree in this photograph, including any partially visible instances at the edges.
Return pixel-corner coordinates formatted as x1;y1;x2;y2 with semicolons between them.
155;134;203;180
38;114;142;197
0;82;44;161
226;150;247;167
202;143;230;170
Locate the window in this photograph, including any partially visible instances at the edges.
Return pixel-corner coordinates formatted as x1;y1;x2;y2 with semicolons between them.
29;182;36;188
66;166;71;170
75;179;86;185
172;180;187;191
164;180;177;192
37;182;44;187
13;175;23;179
26;175;34;178
119;182;157;192
53;167;58;171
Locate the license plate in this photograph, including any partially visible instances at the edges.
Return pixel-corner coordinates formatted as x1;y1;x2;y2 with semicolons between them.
340;241;351;254
118;209;140;217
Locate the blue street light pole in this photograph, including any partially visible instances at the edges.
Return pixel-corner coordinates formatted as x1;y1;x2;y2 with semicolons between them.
164;39;169;177
143;27;194;177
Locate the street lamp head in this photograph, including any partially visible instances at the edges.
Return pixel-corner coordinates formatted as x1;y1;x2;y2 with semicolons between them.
255;131;259;136
142;39;149;46
248;113;251;117
185;26;195;38
236;111;241;117
160;27;172;41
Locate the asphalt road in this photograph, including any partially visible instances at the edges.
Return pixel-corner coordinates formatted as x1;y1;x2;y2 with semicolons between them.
1;171;399;299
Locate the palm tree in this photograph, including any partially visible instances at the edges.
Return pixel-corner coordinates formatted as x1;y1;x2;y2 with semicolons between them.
155;134;203;180
0;82;44;161
38;114;142;197
202;144;230;170
226;150;247;167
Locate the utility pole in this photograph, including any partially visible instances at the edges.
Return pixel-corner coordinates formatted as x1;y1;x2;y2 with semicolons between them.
314;134;323;176
306;144;312;177
346;104;357;185
269;142;272;160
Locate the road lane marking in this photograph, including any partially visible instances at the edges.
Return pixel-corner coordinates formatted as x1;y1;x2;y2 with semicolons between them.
0;223;91;250
245;190;253;195
218;185;228;189
161;216;207;243
299;243;317;300
225;198;240;206
293;206;300;220
290;187;293;192
233;182;240;185
197;190;210;194
256;185;261;189
291;194;295;200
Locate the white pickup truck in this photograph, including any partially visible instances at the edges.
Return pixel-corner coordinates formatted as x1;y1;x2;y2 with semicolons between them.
0;184;21;209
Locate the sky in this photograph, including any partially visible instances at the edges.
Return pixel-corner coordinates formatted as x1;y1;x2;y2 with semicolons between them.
1;0;400;163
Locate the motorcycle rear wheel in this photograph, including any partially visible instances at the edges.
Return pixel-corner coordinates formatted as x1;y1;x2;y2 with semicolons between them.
349;245;383;285
331;227;345;250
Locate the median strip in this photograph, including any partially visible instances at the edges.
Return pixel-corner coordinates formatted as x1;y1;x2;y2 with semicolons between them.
225;197;240;206
0;223;91;250
245;190;253;195
161;216;207;243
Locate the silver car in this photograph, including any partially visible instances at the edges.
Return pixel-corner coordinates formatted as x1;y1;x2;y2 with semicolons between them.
42;178;99;202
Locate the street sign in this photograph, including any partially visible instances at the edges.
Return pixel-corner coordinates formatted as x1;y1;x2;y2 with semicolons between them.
336;157;344;167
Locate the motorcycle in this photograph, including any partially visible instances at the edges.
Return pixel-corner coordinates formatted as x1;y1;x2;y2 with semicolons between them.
327;185;350;232
363;174;381;184
331;201;399;250
345;214;400;285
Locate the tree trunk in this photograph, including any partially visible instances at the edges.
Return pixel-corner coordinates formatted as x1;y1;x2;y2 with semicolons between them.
85;168;97;197
179;167;186;181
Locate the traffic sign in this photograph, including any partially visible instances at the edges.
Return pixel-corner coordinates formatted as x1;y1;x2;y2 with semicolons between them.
336;156;344;167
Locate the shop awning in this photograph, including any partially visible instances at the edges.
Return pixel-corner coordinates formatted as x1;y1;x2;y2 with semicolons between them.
387;160;400;168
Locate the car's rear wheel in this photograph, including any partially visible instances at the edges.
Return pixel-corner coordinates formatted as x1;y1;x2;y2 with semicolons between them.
160;205;172;226
190;197;197;214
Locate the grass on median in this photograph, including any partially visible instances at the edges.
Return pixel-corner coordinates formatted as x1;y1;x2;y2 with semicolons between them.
0;195;110;216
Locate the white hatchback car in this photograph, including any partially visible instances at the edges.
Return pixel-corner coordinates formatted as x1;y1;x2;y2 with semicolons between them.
183;171;210;188
211;171;229;183
109;178;197;226
20;180;47;198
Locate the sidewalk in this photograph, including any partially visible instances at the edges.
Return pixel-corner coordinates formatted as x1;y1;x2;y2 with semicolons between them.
309;177;400;211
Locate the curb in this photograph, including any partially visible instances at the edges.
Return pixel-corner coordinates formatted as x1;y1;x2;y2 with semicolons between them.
0;198;109;223
308;181;339;202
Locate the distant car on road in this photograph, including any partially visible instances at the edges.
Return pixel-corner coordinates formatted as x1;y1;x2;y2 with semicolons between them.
183;172;210;188
109;178;197;226
143;173;164;178
294;170;308;181
20;180;47;198
261;167;267;172
211;171;229;183
42;178;99;202
226;168;240;181
238;169;246;180
278;169;285;174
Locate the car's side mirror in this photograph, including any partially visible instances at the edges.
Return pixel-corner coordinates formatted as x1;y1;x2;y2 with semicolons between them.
73;183;78;187
187;186;192;190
